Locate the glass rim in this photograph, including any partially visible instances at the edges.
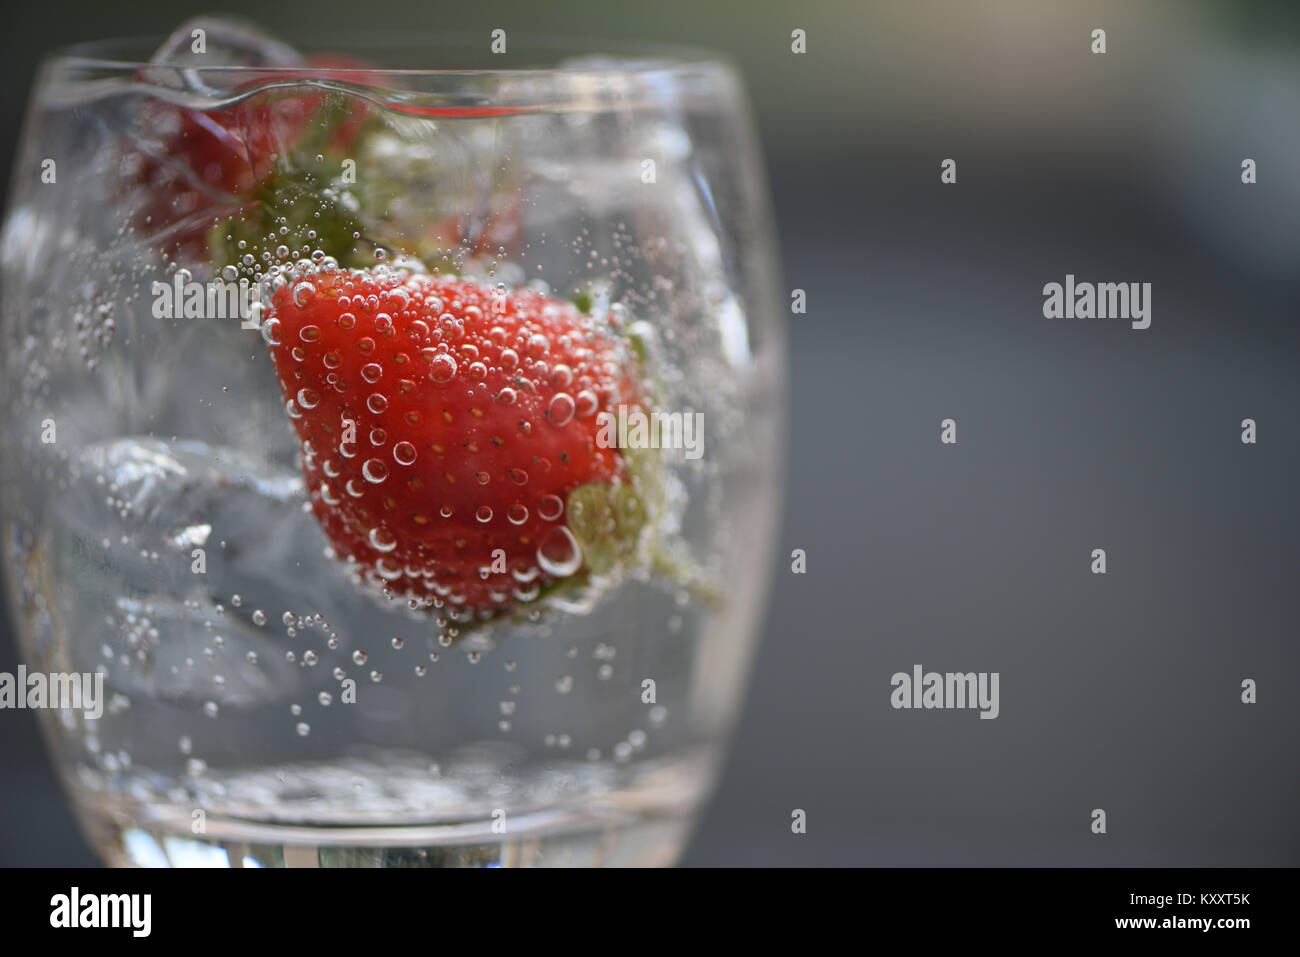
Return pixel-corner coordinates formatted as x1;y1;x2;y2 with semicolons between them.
42;32;736;80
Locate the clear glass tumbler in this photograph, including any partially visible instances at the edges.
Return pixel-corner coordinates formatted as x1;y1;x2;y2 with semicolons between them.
0;31;786;867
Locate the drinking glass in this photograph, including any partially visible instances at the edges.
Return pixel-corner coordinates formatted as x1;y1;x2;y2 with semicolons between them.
0;31;786;867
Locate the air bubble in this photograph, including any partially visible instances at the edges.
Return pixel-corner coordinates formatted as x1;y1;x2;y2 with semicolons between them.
393;441;417;466
548;393;575;426
537;494;564;522
428;354;457;384
537;527;582;577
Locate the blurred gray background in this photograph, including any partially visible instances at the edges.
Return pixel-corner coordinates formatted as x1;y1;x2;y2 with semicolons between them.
2;0;1298;866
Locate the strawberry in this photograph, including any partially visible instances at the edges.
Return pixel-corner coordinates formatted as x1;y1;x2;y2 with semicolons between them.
131;55;373;259
263;266;647;613
131;55;528;270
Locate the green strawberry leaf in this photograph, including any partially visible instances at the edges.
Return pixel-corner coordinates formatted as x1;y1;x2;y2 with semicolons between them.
565;479;648;576
208;167;377;271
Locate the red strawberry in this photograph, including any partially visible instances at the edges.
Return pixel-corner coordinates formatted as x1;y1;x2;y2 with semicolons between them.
131;55;373;258
264;267;644;613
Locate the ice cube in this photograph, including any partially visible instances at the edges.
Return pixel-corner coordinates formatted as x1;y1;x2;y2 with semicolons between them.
144;16;304;102
150;16;303;69
47;437;363;708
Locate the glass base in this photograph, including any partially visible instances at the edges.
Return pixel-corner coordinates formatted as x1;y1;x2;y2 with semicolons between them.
84;808;695;867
